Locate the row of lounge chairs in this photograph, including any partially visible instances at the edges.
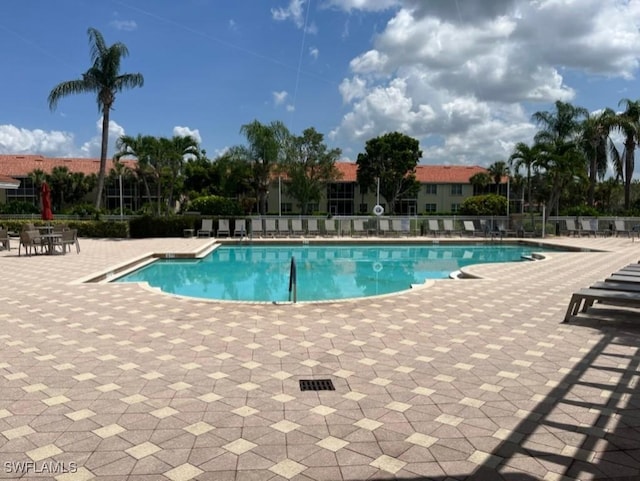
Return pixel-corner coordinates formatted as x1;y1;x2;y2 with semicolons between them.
564;219;639;237
198;218;412;238
195;218;533;239
564;263;640;322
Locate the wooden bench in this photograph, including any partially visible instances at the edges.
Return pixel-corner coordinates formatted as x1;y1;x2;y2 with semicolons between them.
563;288;640;322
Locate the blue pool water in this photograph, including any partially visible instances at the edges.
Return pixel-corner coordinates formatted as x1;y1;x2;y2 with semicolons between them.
114;243;556;302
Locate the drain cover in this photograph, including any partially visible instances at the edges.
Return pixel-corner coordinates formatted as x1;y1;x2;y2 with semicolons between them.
299;379;335;391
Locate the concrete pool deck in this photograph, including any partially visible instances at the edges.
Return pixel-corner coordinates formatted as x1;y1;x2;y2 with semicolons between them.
0;236;639;480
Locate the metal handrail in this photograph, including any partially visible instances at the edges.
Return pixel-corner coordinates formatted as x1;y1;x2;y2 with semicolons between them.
288;256;297;303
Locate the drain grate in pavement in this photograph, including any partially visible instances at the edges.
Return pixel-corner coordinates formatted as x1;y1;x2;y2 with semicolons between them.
299;379;335;391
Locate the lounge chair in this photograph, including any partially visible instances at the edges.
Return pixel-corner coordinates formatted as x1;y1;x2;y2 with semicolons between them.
233;219;246;237
339;219;351;237
352;219;366;237
197;219;214;237
0;228;10;251
217;219;230;237
61;228;80;254
614;220;631;237
442;219;459;237
277;219;290;237
463;221;482;237
290;219;304;237
378;219;391;236
324;219;337;236
564;287;640;323
564;219;579;236
427;219;441;237
392;219;410;236
306;219;319;237
265;219;277;237
251;219;263;237
579;219;599;237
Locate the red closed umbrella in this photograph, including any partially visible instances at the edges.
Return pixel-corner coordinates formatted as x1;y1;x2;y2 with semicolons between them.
41;182;53;221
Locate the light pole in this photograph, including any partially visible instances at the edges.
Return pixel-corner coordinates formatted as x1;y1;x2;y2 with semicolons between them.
376;176;380;207
119;174;123;220
278;176;282;217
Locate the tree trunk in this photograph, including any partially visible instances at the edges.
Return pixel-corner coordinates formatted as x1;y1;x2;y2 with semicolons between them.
625;144;634;210
94;108;111;210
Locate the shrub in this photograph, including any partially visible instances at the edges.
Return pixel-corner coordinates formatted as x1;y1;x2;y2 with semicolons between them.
188;196;242;216
0;200;39;214
459;194;507;216
563;206;600;217
129;215;197;238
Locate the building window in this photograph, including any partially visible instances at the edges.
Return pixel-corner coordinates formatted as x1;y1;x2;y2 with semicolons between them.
398;199;417;215
327;183;354;215
424;203;437;213
451;203;460;213
6;176;36;205
281;202;292;214
425;184;437;195
451;184;463;196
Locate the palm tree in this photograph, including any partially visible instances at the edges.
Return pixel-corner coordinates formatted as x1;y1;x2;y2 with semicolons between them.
48;27;144;211
469;172;491;195
580;108;615;207
114;134;157;210
611;99;640;209
163;135;200;214
487;161;509;194
509;142;540;224
234;120;290;215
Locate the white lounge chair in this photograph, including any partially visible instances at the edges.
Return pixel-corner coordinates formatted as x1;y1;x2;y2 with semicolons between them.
198;219;214;237
265;219;277;237
614;220;631;237
277;219;290;237
392;219;410;236
427;219;440;237
352;219;366;237
290;219;304;236
378;219;390;236
217;219;230;237
251;218;263;237
324;219;337;236
234;219;246;237
306;219;319;237
463;221;482;237
442;219;459;236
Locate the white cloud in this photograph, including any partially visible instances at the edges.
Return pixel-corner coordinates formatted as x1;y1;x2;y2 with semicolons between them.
173;126;202;144
309;47;319;59
272;0;306;28
286;104;295;112
228;19;237;30
109;19;137;31
80;118;126;158
0;124;78;156
331;0;640;166
273;90;289;106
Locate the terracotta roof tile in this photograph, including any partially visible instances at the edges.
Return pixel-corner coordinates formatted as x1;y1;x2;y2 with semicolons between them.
335;162;487;183
0;154;136;177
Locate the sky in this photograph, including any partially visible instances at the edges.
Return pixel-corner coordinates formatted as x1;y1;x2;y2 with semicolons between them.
2;0;640;170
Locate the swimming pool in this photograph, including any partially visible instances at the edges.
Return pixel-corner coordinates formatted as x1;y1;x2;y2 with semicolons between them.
114;243;555;302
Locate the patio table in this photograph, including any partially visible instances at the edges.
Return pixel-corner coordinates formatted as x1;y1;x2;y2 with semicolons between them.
39;233;63;255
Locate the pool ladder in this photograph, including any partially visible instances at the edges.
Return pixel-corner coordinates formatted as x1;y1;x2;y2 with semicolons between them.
288;256;297;303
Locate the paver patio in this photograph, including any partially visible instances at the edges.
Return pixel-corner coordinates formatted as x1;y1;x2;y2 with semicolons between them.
0;235;639;480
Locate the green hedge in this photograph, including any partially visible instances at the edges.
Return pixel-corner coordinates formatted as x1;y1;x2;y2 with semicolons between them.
188;196;242;216
459;194;507;216
0;220;128;238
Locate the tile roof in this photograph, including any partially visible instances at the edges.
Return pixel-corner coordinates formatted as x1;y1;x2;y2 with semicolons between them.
0;174;20;188
0;155;488;185
0;154;136;177
335;162;488;183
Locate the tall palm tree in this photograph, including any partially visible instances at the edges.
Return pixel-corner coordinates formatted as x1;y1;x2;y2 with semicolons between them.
509;142;539;225
234;120;290;215
163;135;200;214
48;27;144;211
114;134;157;210
580;108;615;207
611;99;640;209
487;161;508;194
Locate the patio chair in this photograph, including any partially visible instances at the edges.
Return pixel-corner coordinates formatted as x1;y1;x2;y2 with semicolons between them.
378;219;391;236
61;228;80;254
463;221;482;237
580;219;602;237
277;219;290;237
614;220;632;237
564;219;579;236
19;230;43;256
427;219;441;237
197;219;214;237
339;219;351;237
442;219;459;236
392;218;410;236
352;219;366;237
0;228;10;251
216;219;230;237
265;219;277;237
250;218;264;237
306;219;319;237
323;219;337;236
564;287;640;323
233;219;246;237
290;219;304;237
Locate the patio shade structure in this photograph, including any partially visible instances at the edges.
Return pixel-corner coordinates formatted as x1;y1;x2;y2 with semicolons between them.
41;182;53;221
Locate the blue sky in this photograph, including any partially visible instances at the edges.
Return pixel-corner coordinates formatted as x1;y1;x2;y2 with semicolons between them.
2;0;640;170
